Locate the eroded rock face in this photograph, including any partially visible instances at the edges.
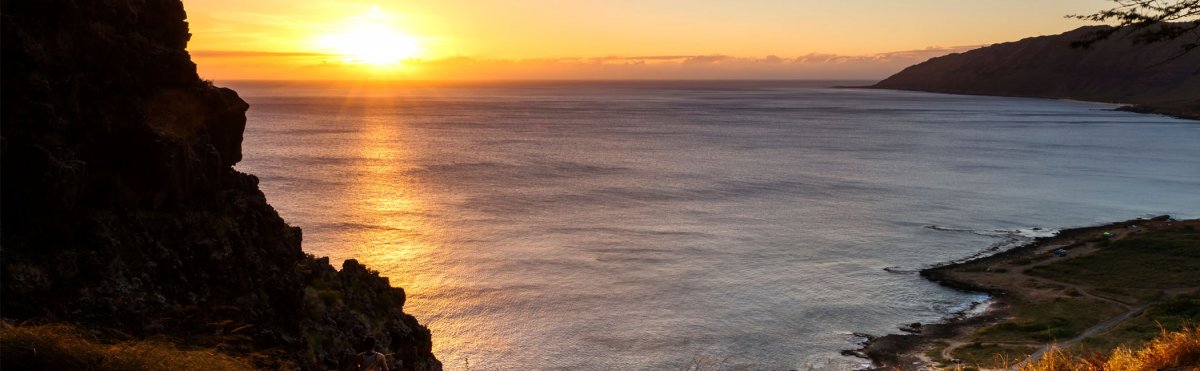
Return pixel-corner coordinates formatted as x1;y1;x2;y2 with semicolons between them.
1;1;439;369
300;259;440;370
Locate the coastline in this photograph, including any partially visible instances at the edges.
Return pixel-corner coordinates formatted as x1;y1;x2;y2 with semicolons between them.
854;232;1053;370
853;86;1200;121
861;24;1200;123
854;215;1191;370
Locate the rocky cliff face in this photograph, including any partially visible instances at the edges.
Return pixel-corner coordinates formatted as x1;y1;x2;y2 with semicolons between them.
1;0;439;369
872;25;1200;119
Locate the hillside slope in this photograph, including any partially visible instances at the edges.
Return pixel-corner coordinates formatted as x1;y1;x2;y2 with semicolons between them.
0;0;439;369
872;25;1200;119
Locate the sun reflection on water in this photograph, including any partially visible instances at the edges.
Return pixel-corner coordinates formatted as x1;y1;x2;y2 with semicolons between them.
335;95;510;366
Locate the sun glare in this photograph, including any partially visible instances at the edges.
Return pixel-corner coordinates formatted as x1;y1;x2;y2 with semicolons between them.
316;8;423;66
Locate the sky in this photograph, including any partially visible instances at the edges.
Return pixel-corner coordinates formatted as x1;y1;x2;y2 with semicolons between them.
185;0;1114;81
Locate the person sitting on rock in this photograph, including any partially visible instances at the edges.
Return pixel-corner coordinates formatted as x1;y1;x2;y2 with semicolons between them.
348;337;389;371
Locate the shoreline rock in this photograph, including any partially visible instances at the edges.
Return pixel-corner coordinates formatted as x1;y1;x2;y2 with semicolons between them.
852;216;1176;370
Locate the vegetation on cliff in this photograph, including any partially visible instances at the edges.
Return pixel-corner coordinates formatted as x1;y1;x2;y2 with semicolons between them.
871;25;1200;120
0;0;439;369
1017;327;1199;371
1;322;254;371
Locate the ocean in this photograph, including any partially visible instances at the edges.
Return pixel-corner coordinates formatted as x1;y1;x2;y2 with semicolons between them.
227;80;1200;370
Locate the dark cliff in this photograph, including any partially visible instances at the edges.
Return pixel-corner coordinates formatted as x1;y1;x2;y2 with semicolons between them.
872;25;1200;119
0;0;440;369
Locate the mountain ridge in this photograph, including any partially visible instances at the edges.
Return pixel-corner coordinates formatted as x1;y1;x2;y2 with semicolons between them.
872;24;1200;119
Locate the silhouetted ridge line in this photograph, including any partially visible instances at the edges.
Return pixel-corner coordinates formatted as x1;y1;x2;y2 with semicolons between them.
0;0;441;369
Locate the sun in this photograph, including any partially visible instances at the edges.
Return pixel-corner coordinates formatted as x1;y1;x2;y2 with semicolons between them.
316;8;424;66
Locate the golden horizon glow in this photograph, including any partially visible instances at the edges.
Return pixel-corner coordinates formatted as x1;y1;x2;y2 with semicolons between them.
184;0;1113;80
314;7;424;67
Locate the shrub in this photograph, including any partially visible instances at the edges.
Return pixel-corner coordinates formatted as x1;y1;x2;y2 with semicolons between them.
1017;326;1200;371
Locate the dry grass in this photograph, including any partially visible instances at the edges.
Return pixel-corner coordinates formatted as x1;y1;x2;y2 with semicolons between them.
0;322;255;370
1017;326;1200;371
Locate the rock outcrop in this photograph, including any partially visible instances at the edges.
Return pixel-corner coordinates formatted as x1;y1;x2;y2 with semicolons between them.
872;25;1200;120
0;0;439;369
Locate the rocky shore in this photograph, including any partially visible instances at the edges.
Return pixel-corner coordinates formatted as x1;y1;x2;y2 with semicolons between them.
855;216;1199;370
1;1;439;369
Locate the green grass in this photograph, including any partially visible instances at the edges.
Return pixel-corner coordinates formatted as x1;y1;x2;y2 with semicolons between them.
1090;287;1165;305
925;340;951;364
1026;230;1200;289
1077;293;1200;353
974;296;1124;343
951;343;1038;369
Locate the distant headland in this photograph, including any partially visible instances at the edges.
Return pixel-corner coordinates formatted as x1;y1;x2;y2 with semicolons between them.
871;25;1200;120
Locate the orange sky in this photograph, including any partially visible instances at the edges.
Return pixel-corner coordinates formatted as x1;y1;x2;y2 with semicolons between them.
185;0;1110;81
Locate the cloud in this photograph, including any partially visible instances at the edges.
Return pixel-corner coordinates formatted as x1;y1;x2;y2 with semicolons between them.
193;45;985;80
874;45;985;59
681;55;734;65
603;55;695;61
189;50;337;58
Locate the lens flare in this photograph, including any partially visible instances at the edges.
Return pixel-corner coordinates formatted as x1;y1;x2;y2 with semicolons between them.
316;7;423;66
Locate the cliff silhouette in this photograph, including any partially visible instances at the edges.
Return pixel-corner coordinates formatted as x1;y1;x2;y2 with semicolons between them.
0;0;440;369
873;25;1200;119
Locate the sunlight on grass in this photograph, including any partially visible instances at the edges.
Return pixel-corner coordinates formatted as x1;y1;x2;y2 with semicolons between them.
0;322;254;371
1016;326;1200;371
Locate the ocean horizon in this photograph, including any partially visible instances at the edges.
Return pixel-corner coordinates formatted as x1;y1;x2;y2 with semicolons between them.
228;80;1200;369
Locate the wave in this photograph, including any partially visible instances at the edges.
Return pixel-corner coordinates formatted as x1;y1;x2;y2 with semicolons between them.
887;225;1063;270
